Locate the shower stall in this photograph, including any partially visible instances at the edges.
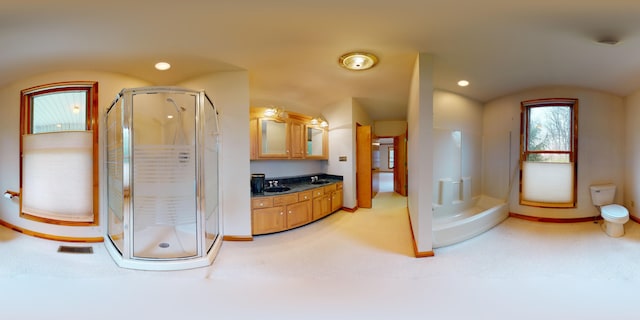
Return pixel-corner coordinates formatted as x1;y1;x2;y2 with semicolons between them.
105;87;222;270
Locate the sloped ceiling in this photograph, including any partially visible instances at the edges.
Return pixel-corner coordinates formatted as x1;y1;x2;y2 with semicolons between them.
2;0;640;120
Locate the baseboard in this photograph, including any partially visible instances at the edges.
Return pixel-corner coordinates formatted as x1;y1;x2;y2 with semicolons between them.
509;212;601;223
0;219;104;243
223;235;254;241
342;206;358;213
406;210;435;258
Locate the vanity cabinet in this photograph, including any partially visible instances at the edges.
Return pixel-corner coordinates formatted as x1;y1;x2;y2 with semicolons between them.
330;183;343;212
312;188;331;220
250;108;327;160
252;182;342;235
252;192;311;235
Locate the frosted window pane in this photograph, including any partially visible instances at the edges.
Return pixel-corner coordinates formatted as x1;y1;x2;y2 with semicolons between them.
22;132;93;221
522;161;573;203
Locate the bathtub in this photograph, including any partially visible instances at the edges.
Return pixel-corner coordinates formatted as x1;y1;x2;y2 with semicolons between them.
432;195;508;248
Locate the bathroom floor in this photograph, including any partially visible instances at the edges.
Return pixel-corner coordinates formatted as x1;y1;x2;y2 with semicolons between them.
2;193;640;319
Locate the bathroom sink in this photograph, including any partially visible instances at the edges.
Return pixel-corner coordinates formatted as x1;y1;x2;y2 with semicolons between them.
311;180;330;185
264;186;291;193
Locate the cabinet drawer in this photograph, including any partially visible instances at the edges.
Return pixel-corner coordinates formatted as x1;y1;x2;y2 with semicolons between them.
323;184;337;193
273;194;298;206
298;191;312;201
311;187;324;198
252;197;273;208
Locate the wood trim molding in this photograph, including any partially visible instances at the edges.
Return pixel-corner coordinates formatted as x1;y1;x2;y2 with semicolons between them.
342;206;358;213
629;214;640;224
0;219;103;243
223;235;254;241
406;210;435;258
509;212;600;223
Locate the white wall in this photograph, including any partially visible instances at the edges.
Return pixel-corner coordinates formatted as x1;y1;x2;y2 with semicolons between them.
407;53;434;253
180;71;251;237
323;98;358;209
250;160;324;178
625;90;640;218
484;86;625;219
374;120;407;137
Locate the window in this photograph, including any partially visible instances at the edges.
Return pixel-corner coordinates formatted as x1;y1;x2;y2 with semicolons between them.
520;98;578;208
388;147;395;169
20;81;99;225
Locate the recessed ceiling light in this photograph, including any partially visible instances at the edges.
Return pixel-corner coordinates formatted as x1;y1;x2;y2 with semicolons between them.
155;62;171;71
339;52;378;71
458;80;470;87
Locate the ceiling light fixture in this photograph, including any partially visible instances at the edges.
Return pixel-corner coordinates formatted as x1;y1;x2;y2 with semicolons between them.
155;62;171;71
457;80;470;87
339;52;378;71
596;36;620;46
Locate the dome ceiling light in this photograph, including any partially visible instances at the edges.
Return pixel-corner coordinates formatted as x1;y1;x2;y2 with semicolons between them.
457;80;470;87
338;52;378;71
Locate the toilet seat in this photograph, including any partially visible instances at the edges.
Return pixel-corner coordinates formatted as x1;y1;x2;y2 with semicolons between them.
601;204;629;224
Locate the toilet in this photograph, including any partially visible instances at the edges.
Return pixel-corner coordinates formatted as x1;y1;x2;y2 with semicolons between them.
589;184;629;237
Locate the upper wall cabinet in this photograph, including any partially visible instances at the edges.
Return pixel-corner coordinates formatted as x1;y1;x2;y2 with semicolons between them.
250;108;328;160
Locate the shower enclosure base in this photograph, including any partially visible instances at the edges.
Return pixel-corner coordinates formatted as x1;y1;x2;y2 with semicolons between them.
133;224;198;259
105;234;222;271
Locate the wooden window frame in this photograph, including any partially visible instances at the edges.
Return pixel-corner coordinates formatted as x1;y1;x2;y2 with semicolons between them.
519;98;578;208
20;81;99;225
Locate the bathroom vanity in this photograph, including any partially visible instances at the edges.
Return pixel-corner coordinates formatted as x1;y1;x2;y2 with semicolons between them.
251;176;343;235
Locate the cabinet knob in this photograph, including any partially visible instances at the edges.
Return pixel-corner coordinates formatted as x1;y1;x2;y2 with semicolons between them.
280;212;284;215
288;210;292;214
260;203;264;206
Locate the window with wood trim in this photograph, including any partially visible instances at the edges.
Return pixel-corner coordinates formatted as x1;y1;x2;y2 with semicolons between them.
520;98;578;208
388;147;395;169
20;81;99;225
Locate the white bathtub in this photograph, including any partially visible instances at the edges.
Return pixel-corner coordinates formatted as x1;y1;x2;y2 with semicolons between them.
432;195;508;248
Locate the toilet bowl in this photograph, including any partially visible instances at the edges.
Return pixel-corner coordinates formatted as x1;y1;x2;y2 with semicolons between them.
600;204;629;238
589;184;629;238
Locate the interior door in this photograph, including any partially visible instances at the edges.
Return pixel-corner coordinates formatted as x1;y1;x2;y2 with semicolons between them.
394;132;408;196
356;124;372;208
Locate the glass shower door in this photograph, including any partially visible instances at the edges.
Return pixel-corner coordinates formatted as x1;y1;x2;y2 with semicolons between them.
131;92;198;259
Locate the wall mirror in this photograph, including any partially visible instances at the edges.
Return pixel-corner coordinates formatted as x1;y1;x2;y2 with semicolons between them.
259;118;288;156
307;126;324;157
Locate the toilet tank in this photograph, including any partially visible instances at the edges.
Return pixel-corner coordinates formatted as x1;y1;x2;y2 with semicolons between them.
590;184;616;206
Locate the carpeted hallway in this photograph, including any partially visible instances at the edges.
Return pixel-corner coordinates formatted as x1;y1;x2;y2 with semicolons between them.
2;187;640;319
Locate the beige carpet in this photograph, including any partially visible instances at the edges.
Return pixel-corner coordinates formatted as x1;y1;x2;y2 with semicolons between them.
2;191;640;319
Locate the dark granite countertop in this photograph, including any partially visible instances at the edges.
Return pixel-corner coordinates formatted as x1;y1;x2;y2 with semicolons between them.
251;173;343;197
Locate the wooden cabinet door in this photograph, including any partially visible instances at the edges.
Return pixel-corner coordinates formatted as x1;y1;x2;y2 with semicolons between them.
331;190;343;212
289;119;305;159
312;195;331;220
286;200;311;229
252;206;285;235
